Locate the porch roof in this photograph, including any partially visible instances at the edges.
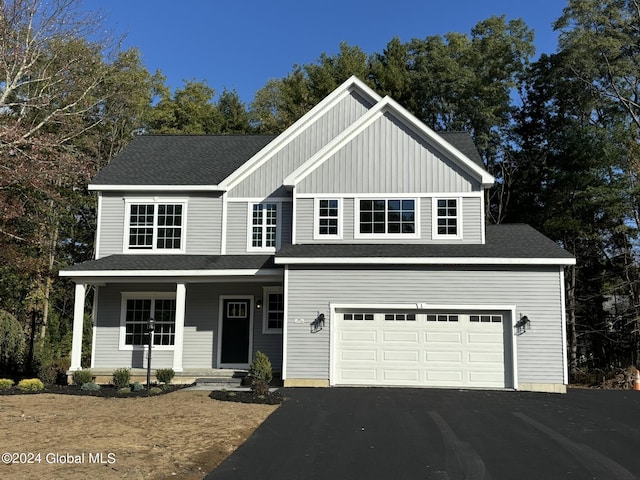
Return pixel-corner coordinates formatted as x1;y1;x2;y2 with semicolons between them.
59;254;279;278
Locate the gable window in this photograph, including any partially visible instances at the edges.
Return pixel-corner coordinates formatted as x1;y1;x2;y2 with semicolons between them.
357;199;416;236
250;203;278;250
120;294;176;349
433;198;461;238
315;198;341;239
263;287;284;333
127;201;185;251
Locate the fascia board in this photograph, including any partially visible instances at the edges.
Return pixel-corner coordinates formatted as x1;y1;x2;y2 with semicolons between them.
219;76;382;190
273;257;576;266
59;268;284;278
283;96;495;188
88;184;226;192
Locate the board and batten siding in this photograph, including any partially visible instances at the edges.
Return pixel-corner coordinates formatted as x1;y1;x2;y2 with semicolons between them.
225;200;292;254
285;266;565;386
295;196;483;244
93;283;283;371
229;90;374;198
296;113;481;195
97;192;223;257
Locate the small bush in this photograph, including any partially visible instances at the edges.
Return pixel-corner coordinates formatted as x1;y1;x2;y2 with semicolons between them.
112;368;131;389
149;387;162;395
81;382;100;392
156;368;175;384
0;378;15;390
118;387;131;395
132;381;144;392
72;369;93;386
249;351;273;396
38;357;71;385
18;378;44;392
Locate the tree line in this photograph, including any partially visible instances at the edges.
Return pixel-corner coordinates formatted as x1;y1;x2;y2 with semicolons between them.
0;0;637;381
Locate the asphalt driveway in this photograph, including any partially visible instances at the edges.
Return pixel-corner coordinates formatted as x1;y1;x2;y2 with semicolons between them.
207;388;640;480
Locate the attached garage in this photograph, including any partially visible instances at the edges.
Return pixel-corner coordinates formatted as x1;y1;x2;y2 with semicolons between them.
332;308;514;389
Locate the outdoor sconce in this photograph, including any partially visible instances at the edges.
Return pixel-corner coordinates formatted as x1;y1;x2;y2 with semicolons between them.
146;318;155;394
311;313;325;333
256;298;263;310
515;315;530;336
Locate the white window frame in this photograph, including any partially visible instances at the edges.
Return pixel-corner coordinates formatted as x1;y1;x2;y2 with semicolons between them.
354;197;419;239
124;198;187;253
432;197;462;240
313;198;342;240
247;202;280;252
119;292;177;351
262;287;284;334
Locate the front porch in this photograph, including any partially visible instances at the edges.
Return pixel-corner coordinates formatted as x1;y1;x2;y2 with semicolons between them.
78;368;249;386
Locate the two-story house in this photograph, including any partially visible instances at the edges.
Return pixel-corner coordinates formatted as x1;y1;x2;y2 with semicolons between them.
61;76;575;393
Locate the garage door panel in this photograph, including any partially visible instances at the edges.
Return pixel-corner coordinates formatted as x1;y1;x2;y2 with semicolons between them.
341;349;377;361
383;350;419;362
383;369;420;382
341;368;377;381
468;332;503;344
383;331;419;343
341;330;377;342
426;351;463;363
425;331;462;343
426;370;463;382
467;351;503;364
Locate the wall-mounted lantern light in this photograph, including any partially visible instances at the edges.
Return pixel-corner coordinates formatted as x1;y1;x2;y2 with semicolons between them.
256;298;263;310
515;315;530;335
311;313;325;333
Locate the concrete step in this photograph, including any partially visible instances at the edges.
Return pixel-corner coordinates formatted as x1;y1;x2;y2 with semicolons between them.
195;376;244;387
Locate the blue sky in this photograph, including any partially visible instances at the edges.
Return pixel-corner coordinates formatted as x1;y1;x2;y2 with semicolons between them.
87;0;567;103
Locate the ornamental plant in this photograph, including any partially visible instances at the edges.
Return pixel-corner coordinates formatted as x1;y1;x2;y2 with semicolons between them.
249;351;272;396
156;368;175;384
72;369;93;386
112;368;131;389
18;378;44;392
0;378;14;390
81;382;101;392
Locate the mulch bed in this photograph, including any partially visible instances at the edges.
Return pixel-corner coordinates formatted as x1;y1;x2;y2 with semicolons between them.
209;389;283;405
0;383;189;398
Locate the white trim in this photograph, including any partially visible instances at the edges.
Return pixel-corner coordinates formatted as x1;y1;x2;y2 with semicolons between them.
118;292;177;351
282;266;289;380
292;187;297;245
70;283;86;371
227;196;292;203
313;197;343;240
95;193;103;259
60;268;283;278
560;267;568;385
353;197;420;240
173;283;186;372
262;286;284;334
123;199;188;253
246;201;280;252
274;257;577;266
283;96;495;189
89;184;225;192
481;192;486;244
296;191;483;199
432;197;463;240
219;76;382;191
220;192;228;254
511;308;519;390
90;285;99;369
217;295;254;369
329;302;517;388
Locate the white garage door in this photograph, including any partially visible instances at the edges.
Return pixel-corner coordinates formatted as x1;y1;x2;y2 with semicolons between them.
334;311;507;388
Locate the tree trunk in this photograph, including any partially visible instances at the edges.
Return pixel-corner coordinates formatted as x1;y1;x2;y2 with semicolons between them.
566;264;578;378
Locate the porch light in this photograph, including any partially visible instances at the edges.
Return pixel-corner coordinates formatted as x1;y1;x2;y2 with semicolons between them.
146;318;155;394
515;315;530;335
256;298;263;310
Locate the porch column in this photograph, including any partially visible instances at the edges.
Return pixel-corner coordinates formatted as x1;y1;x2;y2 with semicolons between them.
69;283;86;371
172;283;186;372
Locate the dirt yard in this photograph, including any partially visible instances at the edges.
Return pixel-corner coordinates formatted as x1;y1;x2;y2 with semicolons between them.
0;389;278;479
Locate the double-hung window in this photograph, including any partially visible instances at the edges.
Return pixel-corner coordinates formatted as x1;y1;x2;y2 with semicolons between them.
433;198;460;238
250;203;278;250
120;294;176;349
315;199;341;239
357;199;417;237
263;287;284;333
127;201;185;251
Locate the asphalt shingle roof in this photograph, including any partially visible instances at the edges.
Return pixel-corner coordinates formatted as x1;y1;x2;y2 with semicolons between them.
91;135;276;186
439;131;485;169
62;255;276;272
275;224;574;261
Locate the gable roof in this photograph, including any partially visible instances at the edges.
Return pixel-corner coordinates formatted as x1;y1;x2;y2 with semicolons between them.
274;224;576;266
89;135;276;191
282;96;494;188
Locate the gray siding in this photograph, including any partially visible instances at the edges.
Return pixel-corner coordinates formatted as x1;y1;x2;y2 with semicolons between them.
285;266;565;385
295;196;483;244
225;200;292;254
97;192;222;257
297;113;480;194
93;282;283;371
229;91;374;198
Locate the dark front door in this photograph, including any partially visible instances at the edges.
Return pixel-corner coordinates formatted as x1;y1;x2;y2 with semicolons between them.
220;298;251;365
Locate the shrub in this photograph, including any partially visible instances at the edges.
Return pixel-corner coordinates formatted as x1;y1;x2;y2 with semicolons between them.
0;378;14;390
118;387;131;395
81;382;101;392
72;369;93;386
112;368;131;389
132;381;144;392
156;368;175;384
149;387;162;395
249;351;272;396
0;310;26;375
38;357;71;385
17;378;44;392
